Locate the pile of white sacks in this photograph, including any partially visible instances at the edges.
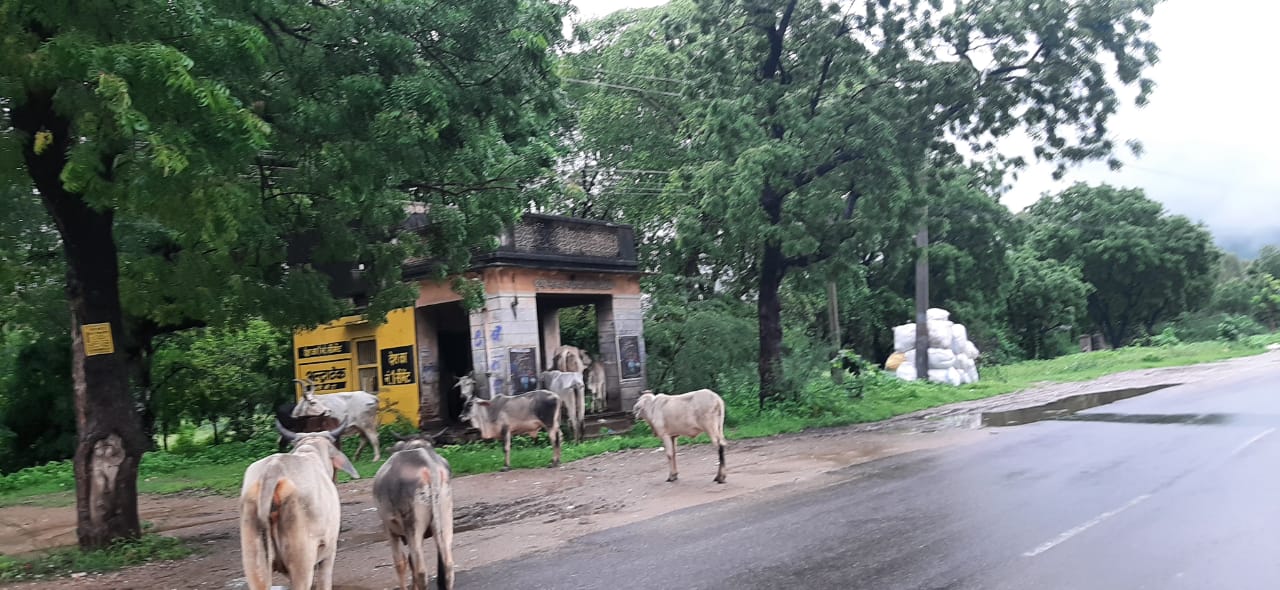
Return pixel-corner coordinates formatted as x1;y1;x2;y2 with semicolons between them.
887;308;980;385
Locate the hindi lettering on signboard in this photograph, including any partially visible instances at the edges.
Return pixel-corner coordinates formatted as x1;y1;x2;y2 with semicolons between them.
380;345;417;387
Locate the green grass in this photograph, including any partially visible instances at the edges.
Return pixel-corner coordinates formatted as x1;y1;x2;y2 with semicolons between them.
2;335;1279;510
0;534;191;582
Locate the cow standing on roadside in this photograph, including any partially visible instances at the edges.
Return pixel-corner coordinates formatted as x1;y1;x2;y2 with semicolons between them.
460;389;563;471
373;434;455;590
292;378;383;461
239;420;359;590
633;389;727;483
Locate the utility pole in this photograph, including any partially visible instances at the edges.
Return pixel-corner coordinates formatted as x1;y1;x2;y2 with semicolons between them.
914;205;930;380
827;279;843;384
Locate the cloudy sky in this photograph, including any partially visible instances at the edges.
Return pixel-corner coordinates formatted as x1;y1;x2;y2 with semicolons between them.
569;0;1280;257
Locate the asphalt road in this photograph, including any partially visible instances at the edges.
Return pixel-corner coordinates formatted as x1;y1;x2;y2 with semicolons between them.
459;367;1280;590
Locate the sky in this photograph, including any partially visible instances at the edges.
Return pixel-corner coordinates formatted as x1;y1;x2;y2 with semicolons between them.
568;0;1280;257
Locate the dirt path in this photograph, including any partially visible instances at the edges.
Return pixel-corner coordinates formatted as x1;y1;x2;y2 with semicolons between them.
3;350;1277;589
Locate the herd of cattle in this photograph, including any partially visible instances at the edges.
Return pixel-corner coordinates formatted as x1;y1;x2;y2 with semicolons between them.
241;345;729;589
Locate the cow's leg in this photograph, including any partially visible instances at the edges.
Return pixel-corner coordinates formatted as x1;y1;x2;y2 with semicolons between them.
501;425;512;471
350;430;368;462
365;422;382;462
407;529;428;590
315;551;337;590
550;424;562;467
388;533;410;590
280;544;317;590
576;387;586;443
664;436;678;482
714;443;727;484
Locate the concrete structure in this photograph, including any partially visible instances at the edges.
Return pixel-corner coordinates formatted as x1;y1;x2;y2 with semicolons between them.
294;214;647;429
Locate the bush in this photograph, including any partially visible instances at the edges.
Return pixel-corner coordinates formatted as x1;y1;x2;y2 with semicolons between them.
1218;315;1265;342
0;535;190;582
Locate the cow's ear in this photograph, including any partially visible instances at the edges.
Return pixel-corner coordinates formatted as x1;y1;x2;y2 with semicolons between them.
475;400;492;407
332;451;360;479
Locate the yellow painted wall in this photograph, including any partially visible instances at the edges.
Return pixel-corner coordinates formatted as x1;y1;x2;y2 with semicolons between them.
293;307;419;427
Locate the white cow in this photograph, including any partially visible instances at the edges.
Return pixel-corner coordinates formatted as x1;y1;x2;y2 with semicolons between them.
239;421;359;590
292;378;382;461
584;361;607;413
633;389;727;484
540;369;585;443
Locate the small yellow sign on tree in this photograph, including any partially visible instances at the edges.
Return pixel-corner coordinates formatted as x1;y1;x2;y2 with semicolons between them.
82;323;115;356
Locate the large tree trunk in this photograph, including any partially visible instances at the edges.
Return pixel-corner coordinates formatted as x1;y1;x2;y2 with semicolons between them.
757;240;786;405
15;94;146;549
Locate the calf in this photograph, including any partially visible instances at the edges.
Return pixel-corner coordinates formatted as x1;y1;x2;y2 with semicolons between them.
584;361;607;414
374;434;455;590
539;370;585;443
292;378;383;461
239;420;359;590
460;389;562;471
633;389;727;484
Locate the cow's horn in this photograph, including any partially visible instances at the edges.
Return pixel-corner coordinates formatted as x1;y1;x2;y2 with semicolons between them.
326;418;350;441
275;419;298;444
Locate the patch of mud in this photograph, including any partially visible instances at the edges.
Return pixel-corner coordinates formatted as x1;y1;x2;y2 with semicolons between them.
981;384;1178;427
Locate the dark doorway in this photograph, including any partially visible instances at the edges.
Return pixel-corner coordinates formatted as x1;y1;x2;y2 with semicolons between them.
433;302;473;423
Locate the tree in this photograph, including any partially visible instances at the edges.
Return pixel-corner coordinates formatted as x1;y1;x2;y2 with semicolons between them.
666;0;1160;401
1004;249;1092;359
1;0;567;548
1253;274;1280;331
1250;246;1280;280
1027;184;1219;347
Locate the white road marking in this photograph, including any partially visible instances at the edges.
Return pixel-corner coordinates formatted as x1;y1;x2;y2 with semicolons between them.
1231;428;1276;457
1023;494;1152;557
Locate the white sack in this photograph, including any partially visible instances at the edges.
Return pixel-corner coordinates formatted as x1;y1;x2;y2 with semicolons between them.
892;324;917;353
951;324;969;353
964;341;980;359
926;308;951;321
895;364;918;381
926;348;956;370
928;320;954;349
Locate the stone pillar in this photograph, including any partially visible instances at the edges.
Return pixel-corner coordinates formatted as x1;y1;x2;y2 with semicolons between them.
539;302;561;371
595;298;618;411
473;271;540;397
415;308;443;428
611;294;647;410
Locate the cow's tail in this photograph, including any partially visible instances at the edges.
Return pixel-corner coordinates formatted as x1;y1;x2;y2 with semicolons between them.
242;473;287;589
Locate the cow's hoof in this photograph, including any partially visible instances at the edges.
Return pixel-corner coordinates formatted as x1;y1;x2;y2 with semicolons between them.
666;475;678;483
500;466;511;472
714;477;726;484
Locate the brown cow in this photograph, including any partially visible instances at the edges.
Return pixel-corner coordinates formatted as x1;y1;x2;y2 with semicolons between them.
460;389;563;471
373;434;455;590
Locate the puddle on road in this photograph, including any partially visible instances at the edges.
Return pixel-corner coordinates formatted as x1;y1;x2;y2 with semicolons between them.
980;384;1181;427
1057;412;1232;426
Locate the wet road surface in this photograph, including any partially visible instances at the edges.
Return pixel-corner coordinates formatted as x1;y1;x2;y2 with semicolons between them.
460;367;1280;589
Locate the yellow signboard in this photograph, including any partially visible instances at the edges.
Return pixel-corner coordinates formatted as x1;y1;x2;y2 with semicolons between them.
82;323;115;356
298;360;352;392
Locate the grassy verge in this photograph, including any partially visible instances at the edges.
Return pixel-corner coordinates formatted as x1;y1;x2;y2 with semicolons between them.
2;335;1278;507
0;534;190;583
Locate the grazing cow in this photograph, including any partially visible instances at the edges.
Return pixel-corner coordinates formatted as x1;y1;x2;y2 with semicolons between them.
374;434;455;590
552;345;587;373
584;361;607;414
633;389;727;484
539;370;585;443
292;378;382;461
460;389;562;471
239;420;359;590
274;401;342;454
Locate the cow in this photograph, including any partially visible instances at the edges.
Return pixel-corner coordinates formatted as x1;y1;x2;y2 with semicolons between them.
539;370;585;443
460;388;562;471
274;400;342;454
632;389;727;484
584;361;607;414
292;378;383;461
373;433;455;590
239;420;359;590
552;345;587;373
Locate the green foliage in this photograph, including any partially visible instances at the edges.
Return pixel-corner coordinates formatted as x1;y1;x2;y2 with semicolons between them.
151;320;292;444
1251;274;1280;329
557;305;600;354
0;330;76;473
1250;246;1280;280
1003;248;1092;359
0;535;189;582
644;298;758;394
1027;184;1220;347
1217;315;1264;342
